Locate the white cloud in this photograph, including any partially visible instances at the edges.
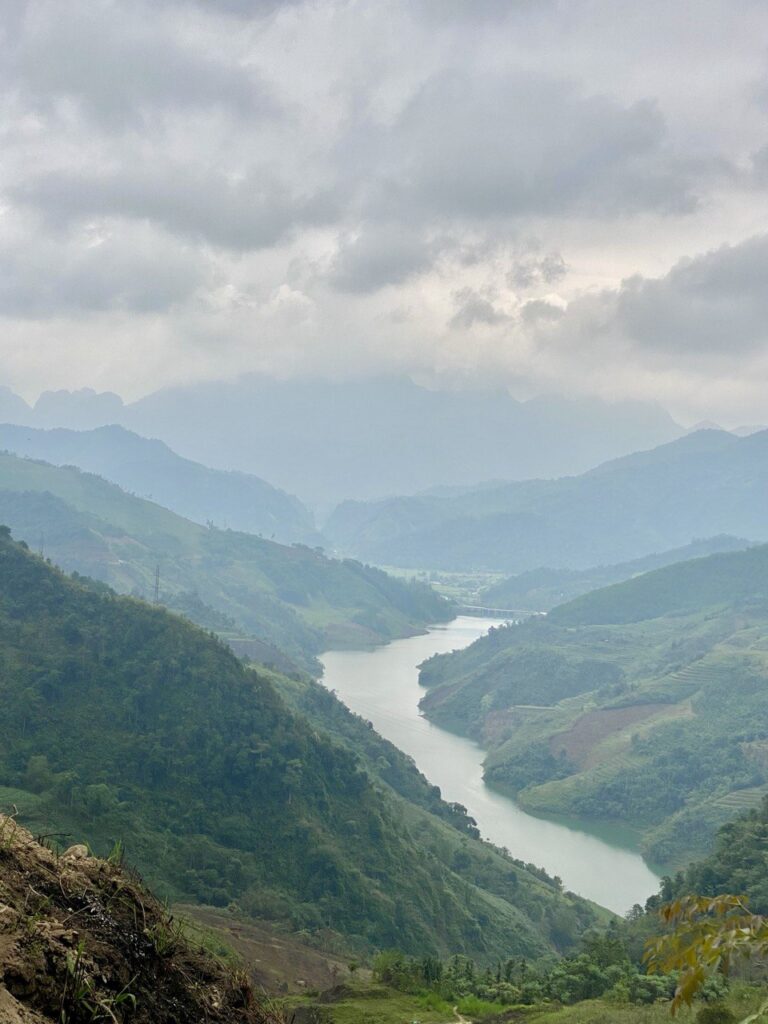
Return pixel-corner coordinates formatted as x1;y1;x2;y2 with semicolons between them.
0;0;766;424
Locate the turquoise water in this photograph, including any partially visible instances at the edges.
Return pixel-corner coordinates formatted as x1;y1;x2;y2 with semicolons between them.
320;616;660;914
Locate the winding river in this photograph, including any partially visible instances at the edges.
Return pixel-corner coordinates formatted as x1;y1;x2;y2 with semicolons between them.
320;615;659;915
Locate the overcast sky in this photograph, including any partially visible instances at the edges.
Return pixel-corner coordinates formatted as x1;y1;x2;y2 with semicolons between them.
1;0;767;423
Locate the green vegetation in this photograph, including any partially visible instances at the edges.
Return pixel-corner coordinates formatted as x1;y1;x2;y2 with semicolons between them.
664;796;768;914
548;545;768;626
0;529;597;959
283;934;763;1024
0;451;451;672
418;544;768;868
325;428;768;571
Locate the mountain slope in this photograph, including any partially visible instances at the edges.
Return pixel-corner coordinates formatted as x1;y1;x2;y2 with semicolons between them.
0;452;450;671
326;429;767;571
0;530;598;959
0;422;317;544
417;543;768;868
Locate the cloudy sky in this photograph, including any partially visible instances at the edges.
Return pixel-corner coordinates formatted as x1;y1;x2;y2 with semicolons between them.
1;0;768;423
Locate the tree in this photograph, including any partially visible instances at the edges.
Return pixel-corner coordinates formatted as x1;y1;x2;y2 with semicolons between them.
645;894;768;1020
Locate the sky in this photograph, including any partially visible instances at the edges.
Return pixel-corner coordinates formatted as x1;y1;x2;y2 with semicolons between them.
1;0;768;424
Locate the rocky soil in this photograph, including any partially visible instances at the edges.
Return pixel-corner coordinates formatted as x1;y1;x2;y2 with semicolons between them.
0;814;284;1023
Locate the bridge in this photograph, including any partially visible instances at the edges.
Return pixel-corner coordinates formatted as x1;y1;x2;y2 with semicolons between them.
456;604;531;619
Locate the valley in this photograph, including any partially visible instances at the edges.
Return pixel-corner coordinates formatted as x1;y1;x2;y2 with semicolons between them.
3;5;766;1019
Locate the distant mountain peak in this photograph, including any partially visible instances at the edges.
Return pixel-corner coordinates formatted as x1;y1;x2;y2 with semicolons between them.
687;419;723;432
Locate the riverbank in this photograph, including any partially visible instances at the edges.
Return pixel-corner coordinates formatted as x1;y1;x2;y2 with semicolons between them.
319;617;659;914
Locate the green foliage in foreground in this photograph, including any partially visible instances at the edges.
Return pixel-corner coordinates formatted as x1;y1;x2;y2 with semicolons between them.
0;529;594;959
369;931;724;1009
285;940;755;1024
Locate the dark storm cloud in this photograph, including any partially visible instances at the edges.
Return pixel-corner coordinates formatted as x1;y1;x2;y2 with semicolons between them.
359;71;702;224
614;235;768;354
12;166;340;252
3;1;276;127
0;225;206;317
1;0;766;418
327;227;436;293
450;288;510;329
160;0;305;16
508;252;568;290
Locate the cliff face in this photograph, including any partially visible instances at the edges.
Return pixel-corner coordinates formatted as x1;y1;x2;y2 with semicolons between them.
0;816;282;1024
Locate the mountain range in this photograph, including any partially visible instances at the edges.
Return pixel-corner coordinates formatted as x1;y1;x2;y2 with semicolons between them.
0;377;683;508
327;429;768;571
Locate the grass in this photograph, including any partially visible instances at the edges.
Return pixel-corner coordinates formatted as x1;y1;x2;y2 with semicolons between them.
284;981;768;1024
526;982;766;1022
284;985;456;1024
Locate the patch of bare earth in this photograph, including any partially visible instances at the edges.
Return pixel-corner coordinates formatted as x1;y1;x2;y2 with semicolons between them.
179;906;361;995
550;703;690;769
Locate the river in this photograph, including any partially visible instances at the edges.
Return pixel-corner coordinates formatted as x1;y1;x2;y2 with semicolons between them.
320;615;659;915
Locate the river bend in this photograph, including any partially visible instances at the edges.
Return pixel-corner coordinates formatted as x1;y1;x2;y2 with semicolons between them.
320;616;659;914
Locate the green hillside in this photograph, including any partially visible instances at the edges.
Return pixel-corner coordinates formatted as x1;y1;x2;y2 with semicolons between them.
325;429;767;571
549;543;768;625
0;529;598;959
418;543;768;869
0;452;450;671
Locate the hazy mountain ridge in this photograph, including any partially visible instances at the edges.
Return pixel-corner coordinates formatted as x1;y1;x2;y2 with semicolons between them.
0;378;682;508
0;451;450;672
327;429;768;571
480;535;754;611
0;422;318;544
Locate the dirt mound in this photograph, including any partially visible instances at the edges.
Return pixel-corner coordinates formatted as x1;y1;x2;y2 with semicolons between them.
0;815;284;1023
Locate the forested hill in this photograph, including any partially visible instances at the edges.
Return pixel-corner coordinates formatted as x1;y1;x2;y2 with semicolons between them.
0;452;450;671
325;428;768;571
417;541;768;868
549;542;768;625
0;530;598;959
0;422;318;545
